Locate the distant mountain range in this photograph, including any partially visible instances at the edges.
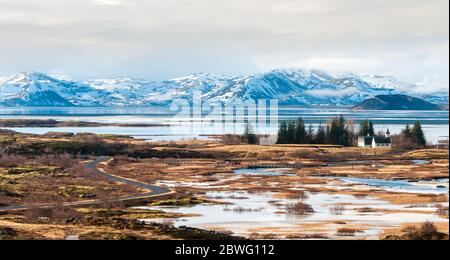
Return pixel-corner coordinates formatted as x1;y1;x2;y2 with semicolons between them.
353;94;442;111
0;70;448;108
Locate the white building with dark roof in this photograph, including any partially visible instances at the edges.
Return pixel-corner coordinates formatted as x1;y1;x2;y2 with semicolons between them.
358;129;392;148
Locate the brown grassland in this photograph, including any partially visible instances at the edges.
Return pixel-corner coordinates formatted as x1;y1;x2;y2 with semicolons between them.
0;132;448;240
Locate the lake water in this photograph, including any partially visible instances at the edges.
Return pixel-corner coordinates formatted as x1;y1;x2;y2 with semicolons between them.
0;107;448;143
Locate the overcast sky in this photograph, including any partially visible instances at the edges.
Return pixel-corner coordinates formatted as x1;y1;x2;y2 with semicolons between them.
0;0;448;89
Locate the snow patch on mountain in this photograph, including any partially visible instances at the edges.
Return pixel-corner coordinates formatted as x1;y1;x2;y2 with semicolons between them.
0;70;447;107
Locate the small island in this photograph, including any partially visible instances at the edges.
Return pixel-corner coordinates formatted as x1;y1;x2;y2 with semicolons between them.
353;94;442;111
0;119;168;128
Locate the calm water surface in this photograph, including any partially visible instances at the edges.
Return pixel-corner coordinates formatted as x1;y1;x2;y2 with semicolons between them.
1;107;448;143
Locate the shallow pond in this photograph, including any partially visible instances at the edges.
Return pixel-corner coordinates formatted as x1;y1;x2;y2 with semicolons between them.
234;167;449;195
138;191;446;239
233;168;296;176
336;177;449;195
138;167;448;239
411;160;430;165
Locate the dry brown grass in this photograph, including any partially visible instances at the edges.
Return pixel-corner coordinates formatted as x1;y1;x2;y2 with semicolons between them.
0;158;140;206
306;162;449;180
436;205;449;218
403;149;449;159
381;221;449;240
336;228;363;236
283;191;309;200
0;218;170;240
284;233;329;240
2;139;438;240
375;193;448;205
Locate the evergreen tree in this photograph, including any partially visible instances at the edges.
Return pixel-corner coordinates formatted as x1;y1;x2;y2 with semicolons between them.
368;121;375;136
328;117;339;145
325;124;331;144
359;120;370;136
327;115;351;146
338;115;349;146
295;117;307;144
315;124;326;144
243;123;257;144
287;122;297;144
306;124;315;144
411;121;427;147
359;120;375;136
277;122;288;144
402;124;412;139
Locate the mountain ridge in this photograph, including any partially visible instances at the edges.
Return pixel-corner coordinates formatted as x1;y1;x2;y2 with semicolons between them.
0;70;448;107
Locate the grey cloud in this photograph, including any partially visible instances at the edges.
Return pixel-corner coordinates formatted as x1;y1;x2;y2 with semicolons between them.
0;0;448;87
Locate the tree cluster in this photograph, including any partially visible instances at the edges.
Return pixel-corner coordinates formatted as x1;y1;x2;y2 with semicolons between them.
277;115;354;146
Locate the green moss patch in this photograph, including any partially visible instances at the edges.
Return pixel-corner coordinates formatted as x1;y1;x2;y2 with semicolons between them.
0;167;58;180
58;186;96;199
75;208;183;219
148;197;215;207
97;134;133;140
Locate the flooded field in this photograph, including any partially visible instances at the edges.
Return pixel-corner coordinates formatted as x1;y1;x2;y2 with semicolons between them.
138;168;449;239
1;130;447;240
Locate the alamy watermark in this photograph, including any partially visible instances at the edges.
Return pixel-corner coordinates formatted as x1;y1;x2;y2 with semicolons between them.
169;91;279;136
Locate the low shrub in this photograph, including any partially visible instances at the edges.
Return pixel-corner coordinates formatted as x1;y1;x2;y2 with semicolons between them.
285;202;315;215
336;228;361;236
329;205;346;215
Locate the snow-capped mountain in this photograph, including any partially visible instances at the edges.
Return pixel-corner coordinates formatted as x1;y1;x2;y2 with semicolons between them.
0;70;447;107
0;72;103;107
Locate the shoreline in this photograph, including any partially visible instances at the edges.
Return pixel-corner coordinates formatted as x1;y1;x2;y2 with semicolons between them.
0;119;169;128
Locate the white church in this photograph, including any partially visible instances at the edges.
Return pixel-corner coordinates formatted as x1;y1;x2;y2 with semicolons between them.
358;129;392;148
